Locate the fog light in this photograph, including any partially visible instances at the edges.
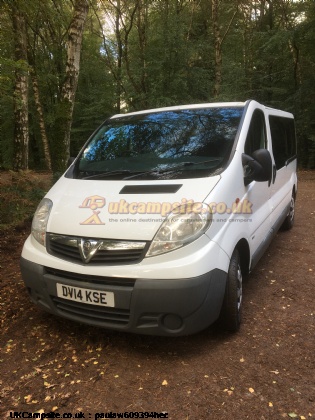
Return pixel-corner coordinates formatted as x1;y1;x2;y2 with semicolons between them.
162;314;183;331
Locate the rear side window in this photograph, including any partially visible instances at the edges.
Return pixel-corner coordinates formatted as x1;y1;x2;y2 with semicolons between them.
269;116;296;169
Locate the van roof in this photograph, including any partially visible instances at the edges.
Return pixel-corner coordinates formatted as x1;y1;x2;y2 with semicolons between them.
110;100;294;120
111;102;247;119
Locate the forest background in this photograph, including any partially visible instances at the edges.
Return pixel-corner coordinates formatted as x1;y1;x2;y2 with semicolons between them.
1;0;315;175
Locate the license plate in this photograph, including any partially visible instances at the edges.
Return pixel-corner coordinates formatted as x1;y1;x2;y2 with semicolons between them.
56;283;115;307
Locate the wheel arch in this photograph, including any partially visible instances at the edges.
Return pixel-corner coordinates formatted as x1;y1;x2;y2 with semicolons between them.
235;238;250;276
292;184;296;199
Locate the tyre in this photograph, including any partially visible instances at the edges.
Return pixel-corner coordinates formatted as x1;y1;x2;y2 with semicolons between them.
281;194;295;231
219;248;242;332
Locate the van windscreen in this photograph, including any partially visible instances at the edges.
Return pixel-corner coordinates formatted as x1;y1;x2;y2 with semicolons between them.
75;107;244;180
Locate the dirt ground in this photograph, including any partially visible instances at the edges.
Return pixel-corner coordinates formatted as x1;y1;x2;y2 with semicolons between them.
0;171;315;420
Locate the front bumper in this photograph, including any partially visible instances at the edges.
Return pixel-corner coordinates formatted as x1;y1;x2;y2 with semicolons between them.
20;257;227;336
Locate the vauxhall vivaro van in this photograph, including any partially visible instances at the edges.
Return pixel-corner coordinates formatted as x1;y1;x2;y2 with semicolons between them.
20;100;297;335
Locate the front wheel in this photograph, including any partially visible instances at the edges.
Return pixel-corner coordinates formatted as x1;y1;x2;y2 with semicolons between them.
219;249;242;332
281;194;295;230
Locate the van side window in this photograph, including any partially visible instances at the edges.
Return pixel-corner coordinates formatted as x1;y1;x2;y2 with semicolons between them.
269;116;296;169
244;109;267;156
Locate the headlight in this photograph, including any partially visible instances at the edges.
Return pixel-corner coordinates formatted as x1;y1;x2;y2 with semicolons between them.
31;198;53;246
146;203;212;257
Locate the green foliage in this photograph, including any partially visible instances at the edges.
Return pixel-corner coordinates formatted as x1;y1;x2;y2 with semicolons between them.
71;19;116;155
0;0;315;169
0;171;52;228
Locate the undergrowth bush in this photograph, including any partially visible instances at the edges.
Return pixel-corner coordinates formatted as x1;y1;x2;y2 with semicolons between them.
0;171;52;229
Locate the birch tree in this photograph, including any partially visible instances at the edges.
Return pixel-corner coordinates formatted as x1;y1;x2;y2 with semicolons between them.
52;0;89;172
30;68;52;171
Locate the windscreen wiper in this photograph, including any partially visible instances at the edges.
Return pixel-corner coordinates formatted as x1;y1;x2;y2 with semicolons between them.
123;159;221;180
82;170;132;180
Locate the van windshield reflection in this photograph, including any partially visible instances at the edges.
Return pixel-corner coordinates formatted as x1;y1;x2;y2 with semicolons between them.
76;107;244;180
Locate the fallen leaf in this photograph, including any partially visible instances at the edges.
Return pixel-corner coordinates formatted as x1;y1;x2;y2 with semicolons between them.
288;414;298;418
44;381;56;389
24;395;32;403
223;387;234;395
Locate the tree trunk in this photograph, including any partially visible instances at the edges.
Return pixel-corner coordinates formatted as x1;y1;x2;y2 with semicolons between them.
12;4;29;171
115;0;123;113
119;0;140;109
52;0;89;173
240;4;254;94
212;0;222;99
30;69;52;171
211;0;237;99
137;0;149;108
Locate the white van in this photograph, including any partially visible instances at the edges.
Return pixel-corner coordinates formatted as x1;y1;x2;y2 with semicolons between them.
20;100;297;335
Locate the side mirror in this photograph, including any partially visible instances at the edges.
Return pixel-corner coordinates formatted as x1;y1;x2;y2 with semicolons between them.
242;149;272;186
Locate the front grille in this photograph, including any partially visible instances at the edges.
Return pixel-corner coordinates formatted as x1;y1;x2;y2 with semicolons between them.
45;267;136;287
46;233;148;265
48;238;81;261
51;296;130;325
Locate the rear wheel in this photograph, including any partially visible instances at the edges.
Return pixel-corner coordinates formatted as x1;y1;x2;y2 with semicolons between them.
219;249;242;332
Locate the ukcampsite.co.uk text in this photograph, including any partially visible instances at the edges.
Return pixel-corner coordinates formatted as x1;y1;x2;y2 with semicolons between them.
105;199;252;216
80;196;253;217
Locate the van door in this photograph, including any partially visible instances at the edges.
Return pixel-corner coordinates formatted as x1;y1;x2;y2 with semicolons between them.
268;115;296;230
243;108;272;266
